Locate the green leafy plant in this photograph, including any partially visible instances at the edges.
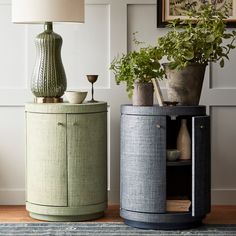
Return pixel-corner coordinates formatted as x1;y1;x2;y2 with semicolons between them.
157;3;236;70
110;37;164;98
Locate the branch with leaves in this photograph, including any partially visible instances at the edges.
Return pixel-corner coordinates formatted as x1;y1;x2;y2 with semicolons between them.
110;35;164;98
157;3;236;70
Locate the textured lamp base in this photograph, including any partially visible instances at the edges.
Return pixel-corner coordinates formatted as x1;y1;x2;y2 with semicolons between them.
31;22;67;99
29;212;104;222
34;97;63;104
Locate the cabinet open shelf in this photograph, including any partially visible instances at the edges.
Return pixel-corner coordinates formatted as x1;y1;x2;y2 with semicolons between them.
167;164;192;206
166;199;191;213
167;160;192;166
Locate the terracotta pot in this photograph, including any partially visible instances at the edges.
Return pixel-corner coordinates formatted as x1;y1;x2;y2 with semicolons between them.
132;82;154;106
163;63;207;106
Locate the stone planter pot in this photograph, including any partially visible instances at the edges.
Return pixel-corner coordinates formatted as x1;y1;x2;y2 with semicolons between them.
163;63;207;106
132;82;154;106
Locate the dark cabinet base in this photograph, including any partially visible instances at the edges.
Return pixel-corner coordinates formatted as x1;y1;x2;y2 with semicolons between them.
121;209;204;230
125;219;203;230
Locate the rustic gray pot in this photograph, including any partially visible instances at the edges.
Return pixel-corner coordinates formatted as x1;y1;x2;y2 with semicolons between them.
163;63;207;106
132;82;153;106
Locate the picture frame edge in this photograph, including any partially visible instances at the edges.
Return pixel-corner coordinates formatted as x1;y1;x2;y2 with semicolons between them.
156;0;236;28
157;0;166;28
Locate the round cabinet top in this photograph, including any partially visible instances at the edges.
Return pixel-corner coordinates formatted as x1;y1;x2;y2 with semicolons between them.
121;105;206;116
25;102;107;114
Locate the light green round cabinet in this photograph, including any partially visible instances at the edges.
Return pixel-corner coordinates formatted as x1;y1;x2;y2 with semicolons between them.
25;102;107;221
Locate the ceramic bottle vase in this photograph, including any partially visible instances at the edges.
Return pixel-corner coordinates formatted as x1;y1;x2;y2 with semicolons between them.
177;119;191;160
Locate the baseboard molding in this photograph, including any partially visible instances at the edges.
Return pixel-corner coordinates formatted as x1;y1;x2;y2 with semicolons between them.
108;189;236;205
108;189;120;204
0;188;236;205
0;189;25;205
211;189;236;205
0;189;119;205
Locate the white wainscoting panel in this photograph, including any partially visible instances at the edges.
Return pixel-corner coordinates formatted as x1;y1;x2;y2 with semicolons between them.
211;106;236;204
211;59;236;89
127;4;169;89
211;30;236;89
0;107;25;204
0;4;27;89
127;4;166;51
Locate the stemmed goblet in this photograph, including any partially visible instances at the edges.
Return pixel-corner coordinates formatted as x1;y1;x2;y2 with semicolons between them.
86;75;98;103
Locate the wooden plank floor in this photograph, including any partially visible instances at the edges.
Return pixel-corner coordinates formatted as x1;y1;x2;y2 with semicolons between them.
0;205;236;224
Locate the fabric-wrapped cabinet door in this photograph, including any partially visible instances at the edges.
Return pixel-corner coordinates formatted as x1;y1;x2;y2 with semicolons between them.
120;114;166;213
67;112;107;208
192;116;211;217
25;102;107;221
26;113;67;207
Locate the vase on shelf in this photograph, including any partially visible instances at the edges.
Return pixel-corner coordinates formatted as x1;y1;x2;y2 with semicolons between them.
177;119;191;160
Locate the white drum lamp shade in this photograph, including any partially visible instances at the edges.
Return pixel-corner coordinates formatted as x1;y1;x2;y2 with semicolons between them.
12;0;85;23
11;0;85;103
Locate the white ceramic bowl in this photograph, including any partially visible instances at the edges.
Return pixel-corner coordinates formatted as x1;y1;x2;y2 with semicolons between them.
65;91;88;104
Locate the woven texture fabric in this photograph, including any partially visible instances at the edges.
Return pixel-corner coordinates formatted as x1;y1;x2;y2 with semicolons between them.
121;105;206;116
25;102;107;114
26;103;107;220
192;116;211;217
120;105;211;226
121;114;166;213
0;223;235;236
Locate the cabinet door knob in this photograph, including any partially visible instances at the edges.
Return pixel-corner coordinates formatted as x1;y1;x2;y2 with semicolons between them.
156;124;161;129
57;122;64;126
73;122;79;126
200;125;205;129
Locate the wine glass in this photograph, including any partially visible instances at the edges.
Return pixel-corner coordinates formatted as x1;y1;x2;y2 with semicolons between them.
86;75;98;103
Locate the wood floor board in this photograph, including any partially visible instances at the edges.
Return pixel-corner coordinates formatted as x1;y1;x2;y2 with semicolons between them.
0;205;235;224
0;205;122;223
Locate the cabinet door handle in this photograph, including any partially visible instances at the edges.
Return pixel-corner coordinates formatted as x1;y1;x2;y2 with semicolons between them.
156;124;161;129
72;122;79;126
57;122;64;126
200;125;205;129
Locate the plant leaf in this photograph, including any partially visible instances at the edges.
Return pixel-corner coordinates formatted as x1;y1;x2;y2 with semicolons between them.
206;34;215;43
220;58;225;68
183;51;194;61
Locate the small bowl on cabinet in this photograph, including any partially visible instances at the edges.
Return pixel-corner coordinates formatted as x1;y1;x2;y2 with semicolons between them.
65;91;88;104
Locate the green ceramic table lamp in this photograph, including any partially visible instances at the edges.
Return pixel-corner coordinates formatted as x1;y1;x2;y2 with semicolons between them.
12;0;85;103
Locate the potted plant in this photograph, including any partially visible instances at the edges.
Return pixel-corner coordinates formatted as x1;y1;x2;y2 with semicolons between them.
157;3;236;105
110;41;164;106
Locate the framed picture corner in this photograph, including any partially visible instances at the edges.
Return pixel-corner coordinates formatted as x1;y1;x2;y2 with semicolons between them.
157;0;236;28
